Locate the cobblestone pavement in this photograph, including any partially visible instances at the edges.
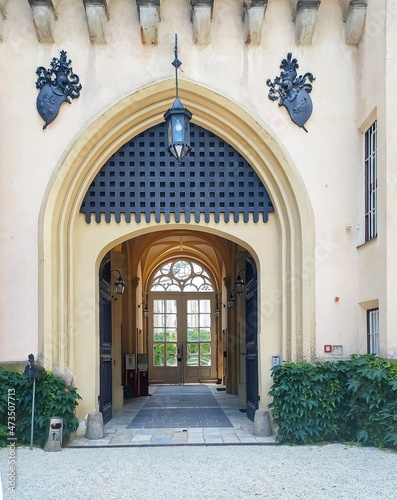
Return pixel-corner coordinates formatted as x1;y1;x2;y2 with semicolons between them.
68;384;276;447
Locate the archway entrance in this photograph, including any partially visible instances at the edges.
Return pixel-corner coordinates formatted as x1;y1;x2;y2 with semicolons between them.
82;119;275;417
39;79;315;422
99;229;262;421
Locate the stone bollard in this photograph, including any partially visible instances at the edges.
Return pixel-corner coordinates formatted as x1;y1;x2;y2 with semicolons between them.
85;411;105;439
252;409;272;437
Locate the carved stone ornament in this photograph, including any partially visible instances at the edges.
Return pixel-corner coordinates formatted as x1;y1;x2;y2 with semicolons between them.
35;50;82;129
266;53;315;132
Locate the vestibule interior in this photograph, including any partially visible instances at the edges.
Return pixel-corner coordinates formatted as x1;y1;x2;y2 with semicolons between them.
108;229;254;412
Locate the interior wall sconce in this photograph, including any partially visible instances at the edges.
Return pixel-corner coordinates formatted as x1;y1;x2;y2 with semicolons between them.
163;34;193;164
215;302;225;318
235;269;246;295
111;269;125;295
138;303;149;318
227;290;236;309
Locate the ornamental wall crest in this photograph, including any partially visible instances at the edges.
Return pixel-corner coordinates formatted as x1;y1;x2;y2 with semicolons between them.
35;50;82;129
267;53;315;132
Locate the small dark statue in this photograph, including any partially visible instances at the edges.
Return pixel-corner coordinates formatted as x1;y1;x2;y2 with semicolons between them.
267;53;315;132
35;50;82;129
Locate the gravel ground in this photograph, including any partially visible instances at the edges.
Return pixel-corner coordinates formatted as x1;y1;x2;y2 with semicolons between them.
1;443;396;500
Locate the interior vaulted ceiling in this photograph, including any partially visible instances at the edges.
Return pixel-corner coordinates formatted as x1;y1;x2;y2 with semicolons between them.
126;229;236;292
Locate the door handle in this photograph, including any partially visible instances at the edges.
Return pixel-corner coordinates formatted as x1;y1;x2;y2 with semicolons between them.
178;344;184;362
240;352;247;356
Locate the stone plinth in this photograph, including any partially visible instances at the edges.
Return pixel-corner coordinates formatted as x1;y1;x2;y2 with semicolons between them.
85;411;105;439
252;409;272;437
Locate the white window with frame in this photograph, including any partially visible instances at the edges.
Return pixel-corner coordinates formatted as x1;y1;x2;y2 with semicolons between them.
367;308;379;355
364;121;377;241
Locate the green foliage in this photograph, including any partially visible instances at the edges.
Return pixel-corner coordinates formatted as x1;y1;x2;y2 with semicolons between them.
153;342;178;366
0;367;82;448
268;355;397;449
347;355;397;448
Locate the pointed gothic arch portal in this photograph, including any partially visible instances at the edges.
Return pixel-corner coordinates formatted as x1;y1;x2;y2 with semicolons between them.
84;121;273;416
39;79;315;420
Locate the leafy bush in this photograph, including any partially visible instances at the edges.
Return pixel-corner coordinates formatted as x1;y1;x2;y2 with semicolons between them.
0;367;81;448
347;355;397;448
268;360;354;444
268;354;397;448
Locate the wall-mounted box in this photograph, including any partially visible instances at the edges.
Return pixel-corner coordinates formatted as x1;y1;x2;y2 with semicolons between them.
332;345;343;356
125;353;136;370
272;355;282;367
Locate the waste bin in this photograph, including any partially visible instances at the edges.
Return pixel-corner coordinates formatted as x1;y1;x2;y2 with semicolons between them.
44;417;63;452
138;367;148;396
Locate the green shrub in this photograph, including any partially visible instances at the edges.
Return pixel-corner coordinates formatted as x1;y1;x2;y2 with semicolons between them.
268;354;397;449
268;360;353;444
0;367;81;448
346;355;397;448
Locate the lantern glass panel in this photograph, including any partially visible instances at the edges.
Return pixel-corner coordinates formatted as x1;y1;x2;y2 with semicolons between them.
173;117;184;142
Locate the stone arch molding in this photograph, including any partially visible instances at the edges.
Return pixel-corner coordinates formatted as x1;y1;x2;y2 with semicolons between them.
39;78;315;380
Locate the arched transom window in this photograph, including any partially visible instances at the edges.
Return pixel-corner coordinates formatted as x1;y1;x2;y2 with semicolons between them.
150;260;214;292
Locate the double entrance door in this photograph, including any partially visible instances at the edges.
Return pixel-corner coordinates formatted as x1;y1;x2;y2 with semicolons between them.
148;292;217;384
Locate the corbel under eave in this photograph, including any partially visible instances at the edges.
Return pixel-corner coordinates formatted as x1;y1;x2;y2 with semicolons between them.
28;0;58;44
344;0;367;46
191;0;213;46
83;0;109;44
136;0;161;45
243;0;268;45
292;0;321;46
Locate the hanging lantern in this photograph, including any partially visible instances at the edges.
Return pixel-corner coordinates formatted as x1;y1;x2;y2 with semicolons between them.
111;269;125;295
235;269;246;295
227;291;236;309
164;34;192;164
164;98;192;163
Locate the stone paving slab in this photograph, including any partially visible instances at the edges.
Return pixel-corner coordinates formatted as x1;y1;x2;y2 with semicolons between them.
126;384;233;428
67;384;277;448
127;407;233;428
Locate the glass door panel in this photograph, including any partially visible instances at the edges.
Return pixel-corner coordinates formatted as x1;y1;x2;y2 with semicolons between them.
185;298;215;382
166;343;177;366
187;343;199;366
149;294;217;384
200;343;211;366
150;298;180;382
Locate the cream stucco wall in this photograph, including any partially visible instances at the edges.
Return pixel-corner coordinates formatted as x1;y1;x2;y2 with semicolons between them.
0;0;395;417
